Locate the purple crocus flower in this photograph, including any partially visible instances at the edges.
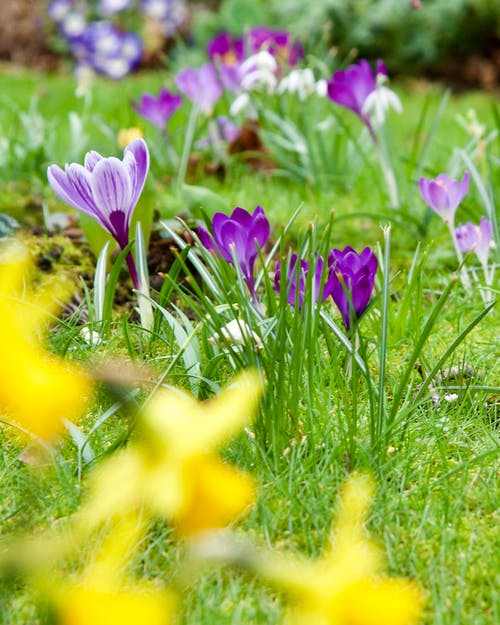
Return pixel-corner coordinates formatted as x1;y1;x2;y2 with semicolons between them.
327;59;387;127
274;254;328;309
418;171;470;226
326;246;378;330
248;27;304;66
132;86;182;130
198;205;270;299
456;216;493;266
207;32;244;65
174;63;223;115
47;139;150;289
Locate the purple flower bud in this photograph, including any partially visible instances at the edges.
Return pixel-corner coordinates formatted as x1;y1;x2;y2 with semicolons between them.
326;246;378;330
326;59;386;126
274;254;328;309
418;171;469;226
174;63;223;115
132;86;182;129
198;206;270;299
47;139;150;289
455;216;493;266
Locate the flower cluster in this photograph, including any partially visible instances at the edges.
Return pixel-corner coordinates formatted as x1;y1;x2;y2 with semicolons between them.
419;170;495;301
47;0;187;79
198;205;378;330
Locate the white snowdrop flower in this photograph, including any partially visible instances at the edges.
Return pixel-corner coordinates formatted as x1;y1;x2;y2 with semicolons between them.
278;68;317;100
316;78;328;97
209;319;263;351
240;51;278;93
80;327;102;346
240;50;278;74
230;92;252;116
444;393;459;403
362;74;402;126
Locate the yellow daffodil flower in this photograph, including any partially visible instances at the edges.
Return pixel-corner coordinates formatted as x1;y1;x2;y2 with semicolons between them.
0;241;91;440
54;515;176;625
78;371;262;536
257;474;422;625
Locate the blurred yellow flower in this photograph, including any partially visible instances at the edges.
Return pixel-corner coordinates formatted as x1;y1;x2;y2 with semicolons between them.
0;241;91;440
79;371;262;536
57;586;175;625
117;127;144;149
55;515;176;625
258;474;422;625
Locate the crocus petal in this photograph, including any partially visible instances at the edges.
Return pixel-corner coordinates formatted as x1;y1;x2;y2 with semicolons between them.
90;158;132;214
84;150;104;171
123;138;150;210
48;164;100;219
197;226;216;253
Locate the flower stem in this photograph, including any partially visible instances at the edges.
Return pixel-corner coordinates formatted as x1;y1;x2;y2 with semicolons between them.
176;101;200;194
125;252;140;290
447;223;472;290
368;123;399;208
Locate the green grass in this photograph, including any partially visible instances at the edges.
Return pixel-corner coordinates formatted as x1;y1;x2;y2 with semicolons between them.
0;66;498;624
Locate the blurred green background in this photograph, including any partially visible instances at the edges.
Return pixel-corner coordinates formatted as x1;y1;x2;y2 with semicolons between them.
0;0;498;89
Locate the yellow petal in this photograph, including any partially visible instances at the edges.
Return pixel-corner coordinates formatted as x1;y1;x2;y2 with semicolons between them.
77;451;145;530
143;370;262;455
57;586;175;625
0;241;91;441
174;454;256;536
334;578;423;625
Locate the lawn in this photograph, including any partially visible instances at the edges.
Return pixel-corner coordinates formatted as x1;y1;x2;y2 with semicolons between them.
0;54;498;625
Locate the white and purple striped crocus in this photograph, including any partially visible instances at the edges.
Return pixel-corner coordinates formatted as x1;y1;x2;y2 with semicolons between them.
327;246;378;331
47;139;150;289
418;171;470;226
198;205;270;300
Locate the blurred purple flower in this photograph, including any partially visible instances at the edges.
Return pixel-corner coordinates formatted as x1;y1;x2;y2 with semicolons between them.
326;246;378;330
48;0;73;23
207;32;244;65
274;254;328;309
47;139;150;289
132;86;182;129
99;0;132;15
198;205;270;299
248;27;304;66
327;59;387;126
60;10;87;40
418;171;470;226
174;63;223;115
141;0;187;36
195;116;240;149
456;216;493;266
70;21;143;79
